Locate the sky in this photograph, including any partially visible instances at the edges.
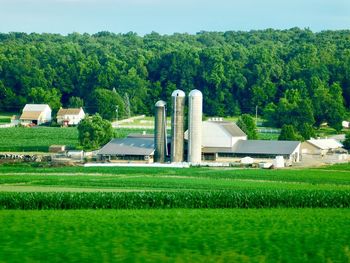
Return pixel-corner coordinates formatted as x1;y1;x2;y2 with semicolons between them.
0;0;349;35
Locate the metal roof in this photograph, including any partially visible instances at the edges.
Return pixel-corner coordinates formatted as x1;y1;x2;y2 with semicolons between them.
171;89;185;97
20;111;42;120
97;137;155;156
232;140;300;155
306;139;343;150
23;104;50;112
189;89;202;97
57;108;83;116
218;121;247;137
155;100;166;107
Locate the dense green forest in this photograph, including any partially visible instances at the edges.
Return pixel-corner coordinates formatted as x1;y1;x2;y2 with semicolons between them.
0;28;349;131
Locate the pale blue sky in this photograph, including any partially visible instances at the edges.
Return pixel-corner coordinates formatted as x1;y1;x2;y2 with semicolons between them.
0;0;349;35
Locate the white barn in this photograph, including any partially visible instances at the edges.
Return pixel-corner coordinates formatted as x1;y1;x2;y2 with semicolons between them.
57;108;85;126
20;104;52;126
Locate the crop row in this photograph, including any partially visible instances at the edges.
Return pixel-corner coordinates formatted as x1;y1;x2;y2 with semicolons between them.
1;189;349;209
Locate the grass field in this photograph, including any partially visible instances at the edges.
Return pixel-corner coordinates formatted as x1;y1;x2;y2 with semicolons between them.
0;127;79;152
0;127;155;152
0;164;349;261
1;209;350;262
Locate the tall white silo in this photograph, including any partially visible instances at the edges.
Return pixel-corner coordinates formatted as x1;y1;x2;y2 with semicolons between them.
188;89;203;163
154;100;167;163
171;89;185;162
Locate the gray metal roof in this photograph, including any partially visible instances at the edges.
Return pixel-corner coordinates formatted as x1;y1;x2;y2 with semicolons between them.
202;140;300;155
97;137;155;156
232;140;300;155
217;121;247;137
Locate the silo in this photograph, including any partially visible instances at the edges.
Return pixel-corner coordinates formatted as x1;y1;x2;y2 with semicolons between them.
154;100;167;163
171;89;185;162
188;89;203;163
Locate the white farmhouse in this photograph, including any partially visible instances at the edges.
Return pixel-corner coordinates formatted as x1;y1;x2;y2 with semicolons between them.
57;108;85;126
20;104;52;126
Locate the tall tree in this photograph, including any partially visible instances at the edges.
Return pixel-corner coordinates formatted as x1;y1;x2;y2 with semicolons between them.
236;114;258;139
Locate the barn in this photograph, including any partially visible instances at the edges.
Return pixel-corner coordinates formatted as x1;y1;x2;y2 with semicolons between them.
97;134;155;163
20;104;52;126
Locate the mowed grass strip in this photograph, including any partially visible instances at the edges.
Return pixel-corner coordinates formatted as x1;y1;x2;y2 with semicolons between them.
0;209;350;262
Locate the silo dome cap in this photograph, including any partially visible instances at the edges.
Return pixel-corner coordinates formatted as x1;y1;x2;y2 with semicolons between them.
189;89;203;97
155;100;166;107
171;89;185;97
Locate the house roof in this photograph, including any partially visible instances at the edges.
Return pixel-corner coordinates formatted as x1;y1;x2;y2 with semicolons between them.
232;140;300;155
22;104;50;112
97;137;155;156
57;108;83;116
20;111;42;120
306;139;343;150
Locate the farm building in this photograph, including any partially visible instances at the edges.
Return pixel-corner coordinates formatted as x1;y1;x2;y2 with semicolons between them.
202;140;301;163
301;139;346;155
57;107;85;126
184;120;300;163
20;104;52;126
97;134;155;163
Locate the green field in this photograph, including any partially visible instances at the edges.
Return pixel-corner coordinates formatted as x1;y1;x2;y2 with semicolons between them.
1;209;349;262
0;127;155;152
0;164;350;261
0;127;79;152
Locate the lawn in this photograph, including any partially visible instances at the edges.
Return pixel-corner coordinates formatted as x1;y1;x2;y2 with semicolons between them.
0;209;349;262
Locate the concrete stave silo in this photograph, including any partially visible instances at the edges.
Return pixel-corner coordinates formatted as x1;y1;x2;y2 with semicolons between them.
188;89;203;163
171;90;185;162
154;100;167;163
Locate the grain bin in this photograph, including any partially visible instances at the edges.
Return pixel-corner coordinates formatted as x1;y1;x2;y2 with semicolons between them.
154;100;167;163
188;89;203;163
171;90;185;162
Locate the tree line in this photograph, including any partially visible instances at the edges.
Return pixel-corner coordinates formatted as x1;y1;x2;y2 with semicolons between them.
0;29;349;133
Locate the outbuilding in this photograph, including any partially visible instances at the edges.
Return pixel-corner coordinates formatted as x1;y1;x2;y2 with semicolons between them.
97;135;155;163
301;139;346;155
203;140;301;164
20;104;52;126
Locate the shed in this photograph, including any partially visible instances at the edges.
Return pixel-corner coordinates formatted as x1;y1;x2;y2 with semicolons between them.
301;139;345;155
97;137;155;163
49;145;66;153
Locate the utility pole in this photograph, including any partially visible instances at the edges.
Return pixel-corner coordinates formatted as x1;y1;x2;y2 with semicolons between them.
255;105;258;127
116;105;119;122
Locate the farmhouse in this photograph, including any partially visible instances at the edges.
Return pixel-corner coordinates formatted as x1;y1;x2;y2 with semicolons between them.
301;139;346;155
20;104;52;126
97;134;155;163
57;107;85;126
